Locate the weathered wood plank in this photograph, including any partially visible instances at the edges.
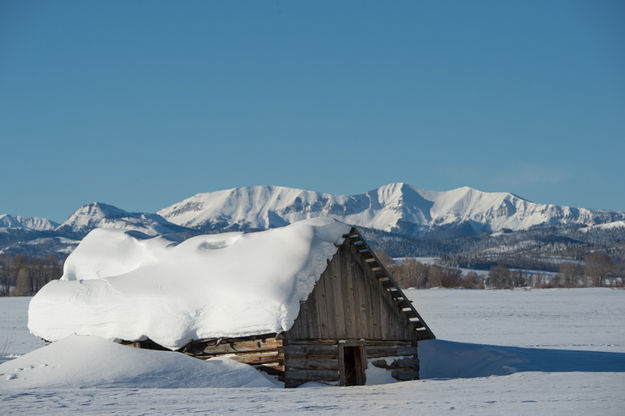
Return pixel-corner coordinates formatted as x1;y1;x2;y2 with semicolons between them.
354;258;366;338
284;344;338;356
285;352;338;360
287;358;339;371
285;369;340;381
348;250;361;338
365;345;418;358
287;339;342;345
303;288;319;339
323;257;337;337
229;353;282;365
314;264;330;336
364;340;412;346
199;339;281;355
340;244;355;338
363;261;378;340
330;252;346;338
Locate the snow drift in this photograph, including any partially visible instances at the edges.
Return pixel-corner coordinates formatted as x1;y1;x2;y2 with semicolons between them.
0;335;276;389
28;218;350;350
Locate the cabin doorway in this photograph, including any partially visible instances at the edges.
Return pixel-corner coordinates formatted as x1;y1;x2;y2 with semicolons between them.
339;342;366;386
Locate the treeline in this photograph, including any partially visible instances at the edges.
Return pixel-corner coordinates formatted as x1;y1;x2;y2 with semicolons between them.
377;252;625;290
0;254;64;296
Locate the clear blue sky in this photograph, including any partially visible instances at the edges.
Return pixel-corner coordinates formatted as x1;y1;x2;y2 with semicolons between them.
1;0;624;222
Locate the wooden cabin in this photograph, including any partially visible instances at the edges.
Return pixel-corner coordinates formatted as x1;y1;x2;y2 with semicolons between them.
128;227;435;387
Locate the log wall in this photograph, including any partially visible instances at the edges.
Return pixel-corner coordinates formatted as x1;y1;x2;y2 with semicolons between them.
283;340;339;387
178;334;285;377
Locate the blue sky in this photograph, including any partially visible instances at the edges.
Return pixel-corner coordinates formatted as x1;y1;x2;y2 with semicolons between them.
1;0;624;222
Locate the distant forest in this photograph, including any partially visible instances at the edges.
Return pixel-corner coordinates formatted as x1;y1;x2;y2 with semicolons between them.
0;255;63;296
376;252;624;290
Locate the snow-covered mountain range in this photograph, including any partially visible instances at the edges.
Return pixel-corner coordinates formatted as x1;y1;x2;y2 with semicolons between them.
2;183;624;257
157;183;624;236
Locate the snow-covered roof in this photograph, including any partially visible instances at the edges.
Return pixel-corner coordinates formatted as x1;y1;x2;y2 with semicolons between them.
28;218;351;350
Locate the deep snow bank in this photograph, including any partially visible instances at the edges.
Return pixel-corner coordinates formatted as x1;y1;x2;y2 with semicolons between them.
29;218;350;349
0;335;276;389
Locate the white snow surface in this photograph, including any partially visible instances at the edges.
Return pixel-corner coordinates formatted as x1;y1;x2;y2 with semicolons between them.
157;183;624;235
28;218;350;349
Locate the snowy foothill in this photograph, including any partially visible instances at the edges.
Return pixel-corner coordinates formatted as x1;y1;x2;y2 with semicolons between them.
1;288;624;414
28;218;351;350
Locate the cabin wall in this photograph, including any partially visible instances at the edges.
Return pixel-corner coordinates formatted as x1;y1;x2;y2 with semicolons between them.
178;335;285;377
283;339;419;387
286;242;415;341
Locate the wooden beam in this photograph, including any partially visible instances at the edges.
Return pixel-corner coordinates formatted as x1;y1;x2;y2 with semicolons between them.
284;344;338;356
229;352;282;365
286;369;340;382
366;345;417;358
287;358;339;371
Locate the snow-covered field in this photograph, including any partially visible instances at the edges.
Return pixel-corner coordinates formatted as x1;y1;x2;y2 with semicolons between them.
2;289;625;415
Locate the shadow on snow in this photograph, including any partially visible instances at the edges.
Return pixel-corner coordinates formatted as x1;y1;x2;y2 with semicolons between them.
419;339;625;379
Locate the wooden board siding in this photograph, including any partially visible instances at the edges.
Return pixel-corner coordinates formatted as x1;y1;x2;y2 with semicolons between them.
283;341;340;387
285;241;415;342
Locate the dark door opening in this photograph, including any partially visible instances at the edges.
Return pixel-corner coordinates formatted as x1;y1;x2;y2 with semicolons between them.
343;346;365;386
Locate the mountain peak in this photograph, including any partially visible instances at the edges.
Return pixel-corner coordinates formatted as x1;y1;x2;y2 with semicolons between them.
75;201;127;214
0;214;58;231
57;202;184;236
